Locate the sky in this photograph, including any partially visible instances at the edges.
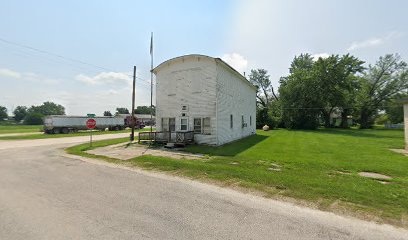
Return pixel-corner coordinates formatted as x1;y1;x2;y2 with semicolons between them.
1;0;407;115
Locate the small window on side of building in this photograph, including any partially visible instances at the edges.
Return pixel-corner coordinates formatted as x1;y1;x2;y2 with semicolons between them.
194;118;202;133
162;118;169;131
230;114;233;129
250;115;252;126
203;117;211;135
169;118;175;132
180;118;188;131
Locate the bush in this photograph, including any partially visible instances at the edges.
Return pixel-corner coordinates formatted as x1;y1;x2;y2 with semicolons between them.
256;108;273;129
23;112;44;125
375;114;389;125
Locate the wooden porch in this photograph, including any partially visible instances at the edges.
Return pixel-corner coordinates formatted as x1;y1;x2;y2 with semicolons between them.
138;131;195;145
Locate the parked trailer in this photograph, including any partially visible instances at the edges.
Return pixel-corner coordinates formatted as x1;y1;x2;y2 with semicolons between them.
44;115;127;134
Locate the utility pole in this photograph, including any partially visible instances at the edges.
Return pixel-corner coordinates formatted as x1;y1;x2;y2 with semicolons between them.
130;65;136;141
150;32;154;134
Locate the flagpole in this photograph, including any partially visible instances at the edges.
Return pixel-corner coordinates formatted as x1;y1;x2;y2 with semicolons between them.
130;65;136;141
150;32;153;135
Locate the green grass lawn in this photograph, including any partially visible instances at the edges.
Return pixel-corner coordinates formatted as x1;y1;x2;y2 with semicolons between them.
66;137;130;156
0;128;155;140
0;124;43;134
66;128;408;226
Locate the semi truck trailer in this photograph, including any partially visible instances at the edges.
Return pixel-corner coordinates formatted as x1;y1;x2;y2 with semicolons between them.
43;115;144;134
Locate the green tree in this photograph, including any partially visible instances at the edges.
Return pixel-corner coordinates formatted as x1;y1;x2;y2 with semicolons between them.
115;108;130;115
0;106;8;120
357;54;408;128
23;112;44;125
249;69;278;108
103;111;113;116
134;105;155;115
384;93;408;123
29;101;65;116
279;54;321;129
313;54;364;128
268;100;283;128
13;106;28;122
248;69;279;128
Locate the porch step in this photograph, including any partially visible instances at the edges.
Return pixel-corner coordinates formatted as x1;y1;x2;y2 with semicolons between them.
164;142;175;148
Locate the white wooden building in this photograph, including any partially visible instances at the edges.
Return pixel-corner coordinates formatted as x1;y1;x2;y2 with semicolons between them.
153;54;257;146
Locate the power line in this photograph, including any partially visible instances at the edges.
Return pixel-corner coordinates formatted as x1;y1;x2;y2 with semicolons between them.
0;37;151;84
279;105;405;110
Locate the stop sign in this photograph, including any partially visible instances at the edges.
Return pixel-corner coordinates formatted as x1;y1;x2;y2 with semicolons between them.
86;119;96;129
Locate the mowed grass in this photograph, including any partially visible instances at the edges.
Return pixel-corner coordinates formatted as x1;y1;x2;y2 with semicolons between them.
0;124;42;134
0;128;154;140
66;137;130;157
66;128;408;225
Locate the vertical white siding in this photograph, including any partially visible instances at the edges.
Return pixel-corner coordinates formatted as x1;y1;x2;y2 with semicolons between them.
155;56;217;145
216;62;257;145
155;55;256;146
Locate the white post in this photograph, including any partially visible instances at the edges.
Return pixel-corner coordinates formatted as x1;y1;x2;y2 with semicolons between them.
404;102;408;150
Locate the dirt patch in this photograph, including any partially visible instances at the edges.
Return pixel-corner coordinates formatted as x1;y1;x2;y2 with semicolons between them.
268;167;281;172
268;163;282;172
336;170;352;175
358;172;392;180
378;181;392;185
87;143;204;160
390;149;408;156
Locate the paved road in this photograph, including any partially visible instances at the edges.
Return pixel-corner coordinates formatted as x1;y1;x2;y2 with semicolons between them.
0;132;42;137
0;132;130;150
0;136;407;239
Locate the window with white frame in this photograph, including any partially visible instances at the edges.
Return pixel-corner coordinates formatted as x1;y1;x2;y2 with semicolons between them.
203;117;211;134
180;118;188;131
193;118;201;133
162;118;169;131
169;118;175;132
193;117;211;134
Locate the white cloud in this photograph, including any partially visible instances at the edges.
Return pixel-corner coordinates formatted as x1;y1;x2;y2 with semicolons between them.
347;31;402;51
221;53;248;73
108;89;118;95
312;53;330;61
0;67;59;84
0;68;22;78
75;71;132;86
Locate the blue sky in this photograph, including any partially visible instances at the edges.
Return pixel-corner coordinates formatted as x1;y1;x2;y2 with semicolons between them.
1;0;407;115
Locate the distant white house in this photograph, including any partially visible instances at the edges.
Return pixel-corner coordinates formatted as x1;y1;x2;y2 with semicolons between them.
153;54;257;146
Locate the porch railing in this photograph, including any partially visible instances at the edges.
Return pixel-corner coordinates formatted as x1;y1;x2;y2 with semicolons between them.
138;131;194;144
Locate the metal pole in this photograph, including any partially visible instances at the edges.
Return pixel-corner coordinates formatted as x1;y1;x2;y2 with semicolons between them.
150;32;153;135
131;66;136;141
90;129;92;147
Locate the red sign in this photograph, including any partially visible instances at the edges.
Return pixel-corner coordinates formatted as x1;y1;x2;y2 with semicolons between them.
86;119;96;129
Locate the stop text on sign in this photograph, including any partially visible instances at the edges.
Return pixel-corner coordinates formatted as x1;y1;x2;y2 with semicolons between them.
86;119;96;129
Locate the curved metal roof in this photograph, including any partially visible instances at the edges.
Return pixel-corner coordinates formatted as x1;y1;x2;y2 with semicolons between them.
152;54;257;90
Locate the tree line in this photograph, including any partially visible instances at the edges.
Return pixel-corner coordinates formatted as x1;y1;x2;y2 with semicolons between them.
0;102;66;125
0;103;156;125
103;106;156;116
250;53;408;129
